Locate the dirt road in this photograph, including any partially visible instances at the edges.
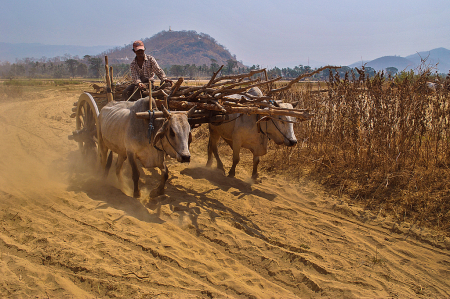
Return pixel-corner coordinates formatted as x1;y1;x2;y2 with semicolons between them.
0;86;449;298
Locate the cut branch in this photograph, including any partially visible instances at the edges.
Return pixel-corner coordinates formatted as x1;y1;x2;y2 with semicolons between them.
268;65;339;95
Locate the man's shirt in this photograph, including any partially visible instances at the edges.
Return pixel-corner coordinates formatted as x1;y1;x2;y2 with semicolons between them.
130;54;167;84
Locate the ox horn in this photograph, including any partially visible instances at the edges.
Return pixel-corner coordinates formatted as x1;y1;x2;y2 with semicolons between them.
256;116;272;124
186;106;196;118
162;105;171;118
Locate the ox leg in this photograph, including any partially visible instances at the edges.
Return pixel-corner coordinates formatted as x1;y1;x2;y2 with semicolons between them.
115;155;127;181
228;143;241;178
104;151;113;178
252;155;260;180
127;152;141;198
98;139;109;171
151;164;169;198
206;129;225;173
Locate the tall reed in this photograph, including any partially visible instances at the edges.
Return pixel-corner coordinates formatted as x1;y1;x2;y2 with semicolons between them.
263;69;450;232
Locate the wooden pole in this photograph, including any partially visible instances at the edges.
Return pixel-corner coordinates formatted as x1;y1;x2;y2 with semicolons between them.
109;66;113;89
263;68;271;93
135;101;314;121
104;56;113;102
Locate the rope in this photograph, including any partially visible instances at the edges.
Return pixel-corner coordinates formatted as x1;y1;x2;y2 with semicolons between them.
261;117;292;142
163;134;187;158
152;125;187;158
147;110;155;144
126;86;140;102
210;114;242;126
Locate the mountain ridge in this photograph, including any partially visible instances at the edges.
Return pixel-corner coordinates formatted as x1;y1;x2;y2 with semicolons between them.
349;48;450;74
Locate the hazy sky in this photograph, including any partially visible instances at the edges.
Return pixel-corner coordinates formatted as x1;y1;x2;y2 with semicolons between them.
2;0;449;67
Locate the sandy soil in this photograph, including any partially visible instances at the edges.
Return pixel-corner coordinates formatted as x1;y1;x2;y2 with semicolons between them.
0;86;449;298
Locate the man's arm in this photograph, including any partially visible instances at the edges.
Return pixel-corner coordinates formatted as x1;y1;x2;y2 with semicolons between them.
148;56;170;83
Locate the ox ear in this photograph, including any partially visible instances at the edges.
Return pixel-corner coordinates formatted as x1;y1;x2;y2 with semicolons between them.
188;132;192;145
162;105;171;118
291;101;299;108
153;119;169;147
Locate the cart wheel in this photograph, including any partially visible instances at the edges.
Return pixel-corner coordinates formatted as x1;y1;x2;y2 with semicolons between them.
75;92;100;163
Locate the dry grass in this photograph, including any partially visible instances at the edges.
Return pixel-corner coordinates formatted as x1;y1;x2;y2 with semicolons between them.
256;69;450;234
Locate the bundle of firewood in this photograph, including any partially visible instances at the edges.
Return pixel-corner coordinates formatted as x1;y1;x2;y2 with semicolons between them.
88;65;338;122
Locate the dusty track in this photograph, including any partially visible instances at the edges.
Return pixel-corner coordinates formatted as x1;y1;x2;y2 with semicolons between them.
0;86;449;298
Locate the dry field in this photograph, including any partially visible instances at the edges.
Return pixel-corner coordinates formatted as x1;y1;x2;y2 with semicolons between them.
0;81;449;298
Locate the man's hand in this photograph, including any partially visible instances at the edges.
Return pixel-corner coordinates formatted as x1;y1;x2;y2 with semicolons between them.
163;79;173;87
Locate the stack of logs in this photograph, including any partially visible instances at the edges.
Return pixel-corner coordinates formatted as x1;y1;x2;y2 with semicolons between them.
80;65;338;123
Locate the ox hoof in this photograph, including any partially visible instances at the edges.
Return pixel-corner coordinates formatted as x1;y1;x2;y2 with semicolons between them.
251;177;262;184
150;188;164;198
227;173;235;178
133;191;141;198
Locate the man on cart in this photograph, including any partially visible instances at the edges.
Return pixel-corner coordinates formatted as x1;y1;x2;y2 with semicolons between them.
122;40;172;100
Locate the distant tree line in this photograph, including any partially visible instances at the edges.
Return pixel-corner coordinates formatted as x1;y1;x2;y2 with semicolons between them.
0;54;402;81
0;54;136;80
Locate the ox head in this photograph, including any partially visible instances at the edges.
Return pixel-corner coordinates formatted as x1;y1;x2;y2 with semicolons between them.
260;102;297;147
153;106;196;163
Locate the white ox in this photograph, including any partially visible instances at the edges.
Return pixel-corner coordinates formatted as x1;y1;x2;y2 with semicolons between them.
98;98;194;197
206;87;297;179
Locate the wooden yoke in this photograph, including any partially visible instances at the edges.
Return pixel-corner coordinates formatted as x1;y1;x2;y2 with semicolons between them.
104;56;113;102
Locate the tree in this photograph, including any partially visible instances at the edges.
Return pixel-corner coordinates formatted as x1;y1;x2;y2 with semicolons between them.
386;67;398;77
225;59;237;75
267;66;281;79
87;57;103;78
76;63;88;77
169;65;184;77
10;64;25;77
65;59;78;78
365;67;376;78
185;64;197;79
210;58;220;75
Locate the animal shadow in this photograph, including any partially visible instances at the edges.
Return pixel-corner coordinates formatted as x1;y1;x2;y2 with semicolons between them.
180;166;276;201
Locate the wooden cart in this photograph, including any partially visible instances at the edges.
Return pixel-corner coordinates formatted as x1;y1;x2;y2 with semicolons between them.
68;56;332;159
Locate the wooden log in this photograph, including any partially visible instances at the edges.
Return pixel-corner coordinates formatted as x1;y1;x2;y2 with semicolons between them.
214;76;282;99
211;77;261;96
134;109;196;119
211;68;266;84
136;101;313;121
170;78;184;95
207;65;224;86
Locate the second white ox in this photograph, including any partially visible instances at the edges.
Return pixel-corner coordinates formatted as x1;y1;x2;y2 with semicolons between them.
98;98;194;198
206;87;298;179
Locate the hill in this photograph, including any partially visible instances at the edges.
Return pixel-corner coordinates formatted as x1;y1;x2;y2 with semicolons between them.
102;30;243;68
349;56;415;72
406;47;450;74
348;48;450;74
